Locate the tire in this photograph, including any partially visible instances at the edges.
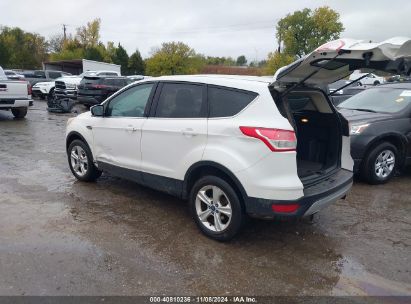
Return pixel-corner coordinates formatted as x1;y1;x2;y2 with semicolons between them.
373;81;380;86
361;142;398;184
357;82;362;86
11;107;28;119
47;88;55;102
68;139;102;182
189;176;245;241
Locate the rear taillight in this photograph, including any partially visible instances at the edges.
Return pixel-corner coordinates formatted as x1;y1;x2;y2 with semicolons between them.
240;127;297;152
27;83;32;95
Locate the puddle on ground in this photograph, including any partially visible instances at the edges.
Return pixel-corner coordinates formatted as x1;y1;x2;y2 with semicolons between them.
333;257;411;296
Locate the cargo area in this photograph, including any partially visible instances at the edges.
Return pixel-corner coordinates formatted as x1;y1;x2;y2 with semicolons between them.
272;89;341;184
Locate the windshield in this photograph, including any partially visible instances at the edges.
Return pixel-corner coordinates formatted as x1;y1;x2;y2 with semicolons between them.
338;87;411;113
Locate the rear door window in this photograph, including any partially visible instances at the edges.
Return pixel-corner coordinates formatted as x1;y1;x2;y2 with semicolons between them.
208;86;257;117
155;83;205;118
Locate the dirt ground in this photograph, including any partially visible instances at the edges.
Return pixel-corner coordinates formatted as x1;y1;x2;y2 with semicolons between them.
0;100;410;296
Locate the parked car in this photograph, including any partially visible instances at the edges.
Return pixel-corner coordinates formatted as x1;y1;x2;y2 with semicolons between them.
77;76;131;107
349;71;385;86
4;70;25;80
326;80;367;106
55;70;121;100
0;66;33;118
338;83;411;184
65;38;411;240
22;70;71;86
32;81;55;100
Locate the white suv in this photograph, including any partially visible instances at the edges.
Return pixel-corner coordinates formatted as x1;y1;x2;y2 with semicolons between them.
66;38;411;240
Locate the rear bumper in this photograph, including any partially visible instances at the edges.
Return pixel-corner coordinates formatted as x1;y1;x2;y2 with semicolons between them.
244;169;353;219
0;99;33;108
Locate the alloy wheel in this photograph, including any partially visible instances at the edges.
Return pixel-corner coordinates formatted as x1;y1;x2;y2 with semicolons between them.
70;145;88;177
375;149;395;179
195;185;232;232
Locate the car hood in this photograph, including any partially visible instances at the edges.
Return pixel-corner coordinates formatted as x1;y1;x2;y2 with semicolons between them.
33;81;54;86
338;108;393;124
272;37;411;89
56;76;82;84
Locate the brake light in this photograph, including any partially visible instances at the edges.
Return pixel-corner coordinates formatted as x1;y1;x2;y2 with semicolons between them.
240;127;297;152
272;204;299;213
27;83;32;95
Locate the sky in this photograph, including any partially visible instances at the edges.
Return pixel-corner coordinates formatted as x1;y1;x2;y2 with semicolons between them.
1;0;411;62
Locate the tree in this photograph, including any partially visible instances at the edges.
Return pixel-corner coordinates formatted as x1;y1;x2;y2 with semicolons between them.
76;18;101;48
128;50;145;75
276;6;344;57
104;41;117;63
0;26;48;69
236;55;247;66
205;56;236;66
145;41;204;76
112;43;129;75
264;51;294;75
48;33;65;53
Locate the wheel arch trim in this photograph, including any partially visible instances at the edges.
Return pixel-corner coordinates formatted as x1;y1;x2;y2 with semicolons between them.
182;161;248;202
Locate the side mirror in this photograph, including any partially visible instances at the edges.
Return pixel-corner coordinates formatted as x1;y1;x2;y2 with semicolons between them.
90;104;104;117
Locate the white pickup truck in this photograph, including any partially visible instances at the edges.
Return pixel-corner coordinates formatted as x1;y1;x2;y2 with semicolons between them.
0;66;33;118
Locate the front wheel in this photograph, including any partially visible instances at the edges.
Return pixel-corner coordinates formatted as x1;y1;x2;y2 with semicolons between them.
68;139;102;182
47;88;55;102
361;142;398;184
11;107;28;118
189;176;245;241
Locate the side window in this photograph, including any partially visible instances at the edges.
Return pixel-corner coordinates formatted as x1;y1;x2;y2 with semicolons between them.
106;83;155;117
155;83;205;118
208;86;257;117
34;71;46;78
48;72;62;79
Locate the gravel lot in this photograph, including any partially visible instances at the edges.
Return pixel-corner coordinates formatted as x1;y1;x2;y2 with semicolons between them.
0;100;410;296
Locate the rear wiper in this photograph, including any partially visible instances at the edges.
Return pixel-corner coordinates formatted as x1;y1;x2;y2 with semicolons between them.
349;108;377;113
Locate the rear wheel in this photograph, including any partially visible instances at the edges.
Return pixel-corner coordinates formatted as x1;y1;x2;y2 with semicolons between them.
11;107;28;119
361;142;398;184
189;176;245;241
373;81;380;86
68;139;102;182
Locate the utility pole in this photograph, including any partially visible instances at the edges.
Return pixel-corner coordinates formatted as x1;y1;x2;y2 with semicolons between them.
63;24;67;41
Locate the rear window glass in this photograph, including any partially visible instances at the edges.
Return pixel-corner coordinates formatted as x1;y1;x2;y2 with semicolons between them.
339;87;411;113
81;77;101;85
287;94;316;111
208;87;257;117
155;83;205;118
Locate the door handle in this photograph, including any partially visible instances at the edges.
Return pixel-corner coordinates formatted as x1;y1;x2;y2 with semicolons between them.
181;128;198;136
125;126;138;132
